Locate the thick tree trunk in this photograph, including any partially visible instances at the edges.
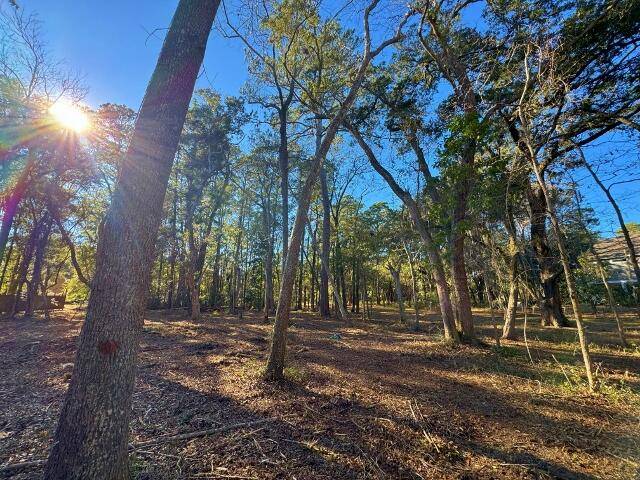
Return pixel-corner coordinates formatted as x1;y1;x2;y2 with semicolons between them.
43;2;219;478
451;229;474;340
528;184;568;327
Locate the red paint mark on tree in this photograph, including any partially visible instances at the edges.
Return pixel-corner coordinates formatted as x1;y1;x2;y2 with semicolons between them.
98;340;119;355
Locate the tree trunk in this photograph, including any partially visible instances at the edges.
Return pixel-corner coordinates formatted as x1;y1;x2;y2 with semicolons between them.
339;243;347;312
388;264;405;323
403;244;420;331
305;218;348;322
530;164;595;390
6;253;20;295
0;222;17;291
451;229;474;340
319;164;331;318
310;228;317;311
354;260;360;314
25;216;52;317
296;229;305;310
43;2;219;477
263;17;405;380
263;195;274;321
185;195;201;320
528;184;568;327
278;109;290;274
229;194;247;315
185;261;200;320
502;245;519;339
0;160;32;261
10;217;41;316
346;123;459;343
167;184;178;308
209;222;223;309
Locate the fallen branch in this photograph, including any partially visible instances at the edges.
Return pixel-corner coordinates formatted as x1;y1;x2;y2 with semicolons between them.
0;460;45;474
129;418;275;449
0;419;277;474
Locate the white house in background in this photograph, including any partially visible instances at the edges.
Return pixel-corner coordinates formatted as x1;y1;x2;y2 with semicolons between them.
593;233;640;286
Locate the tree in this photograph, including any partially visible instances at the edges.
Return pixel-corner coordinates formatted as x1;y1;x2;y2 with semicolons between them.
177;89;243;320
264;0;410;380
43;1;221;477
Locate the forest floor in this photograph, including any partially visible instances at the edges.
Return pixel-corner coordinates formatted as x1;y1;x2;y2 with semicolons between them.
1;305;639;480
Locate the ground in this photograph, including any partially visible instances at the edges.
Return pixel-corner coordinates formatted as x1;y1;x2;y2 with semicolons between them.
1;305;639;479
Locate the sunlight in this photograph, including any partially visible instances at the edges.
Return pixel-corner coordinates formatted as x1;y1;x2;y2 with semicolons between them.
49;99;89;133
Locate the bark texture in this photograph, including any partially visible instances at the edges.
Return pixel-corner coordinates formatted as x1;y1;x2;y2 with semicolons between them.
43;2;219;478
528;183;569;327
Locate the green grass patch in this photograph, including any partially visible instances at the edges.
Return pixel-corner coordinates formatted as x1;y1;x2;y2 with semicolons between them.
284;365;308;383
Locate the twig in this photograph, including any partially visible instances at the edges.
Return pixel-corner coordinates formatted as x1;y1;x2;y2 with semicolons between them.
552;354;573;386
409;399;440;453
523;290;534;364
131;419;276;449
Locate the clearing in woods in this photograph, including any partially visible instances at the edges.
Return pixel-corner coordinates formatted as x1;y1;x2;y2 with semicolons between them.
1;306;639;480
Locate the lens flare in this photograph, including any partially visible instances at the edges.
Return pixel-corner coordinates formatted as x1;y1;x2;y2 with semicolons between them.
49;100;89;133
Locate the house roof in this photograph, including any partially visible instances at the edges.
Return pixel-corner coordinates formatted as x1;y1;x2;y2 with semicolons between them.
593;233;640;283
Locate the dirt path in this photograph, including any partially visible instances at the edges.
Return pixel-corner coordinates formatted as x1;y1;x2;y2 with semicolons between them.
1;307;639;479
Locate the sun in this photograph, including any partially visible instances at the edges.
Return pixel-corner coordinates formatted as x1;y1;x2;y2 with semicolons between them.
49;100;89;133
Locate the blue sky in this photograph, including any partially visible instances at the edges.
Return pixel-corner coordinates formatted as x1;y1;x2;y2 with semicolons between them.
19;0;640;237
21;0;247;107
